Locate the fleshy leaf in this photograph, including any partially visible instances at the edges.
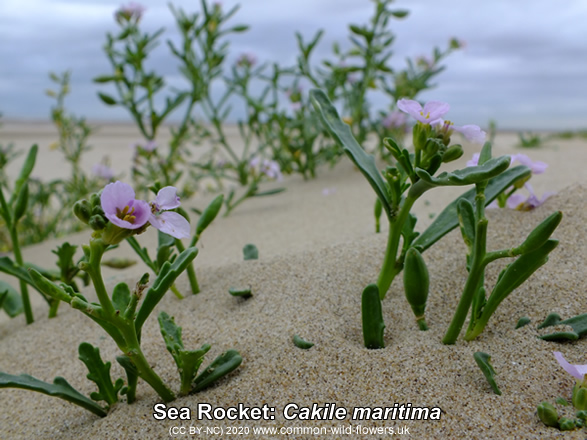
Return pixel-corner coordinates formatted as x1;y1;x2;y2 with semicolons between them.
415;156;510;187
473;351;501;395
310;89;392;218
111;282;131;313
78;342;123;406
158;311;210;395
193;350;242;392
228;287;252;298
293;335;314;349
135;246;198;336
0;372;107;417
413;165;532;252
195;194;224;238
361;284;385;349
243;244;258;260
539;313;587;341
0;281;23;317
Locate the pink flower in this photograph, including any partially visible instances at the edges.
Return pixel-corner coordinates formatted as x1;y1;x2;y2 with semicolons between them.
436;121;486;144
101;181;151;230
382;111;408;130
148;187;191;239
397;99;450;125
92;163;115;180
554;352;587;380
249;157;282;181
115;2;145;24
510;154;548;174
508;183;556;211
236;53;257;68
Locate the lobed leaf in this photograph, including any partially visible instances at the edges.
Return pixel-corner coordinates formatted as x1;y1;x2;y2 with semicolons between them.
473;352;501;395
78;342;123;406
0;372;107;417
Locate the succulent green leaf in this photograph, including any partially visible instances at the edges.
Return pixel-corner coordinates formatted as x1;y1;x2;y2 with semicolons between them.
243;244;258;260
78;342;123;406
513;211;562;255
28;268;72;303
538;313;587;341
135;247;198;335
195;194;224;237
361;284;385;349
483;240;558;319
193;350;242;392
0;281;23;317
0;372;107;417
457;198;476;253
310;89;392;218
293;334;314;349
537;402;559;428
158;311;211;395
97;92;117;106
515;316;531;329
13;183;28;222
253;188;286;197
473;352;501;395
111;282;131;313
11;144;37;206
415;156;511;187
115;355;138;404
413;165;532;252
228;287;252;298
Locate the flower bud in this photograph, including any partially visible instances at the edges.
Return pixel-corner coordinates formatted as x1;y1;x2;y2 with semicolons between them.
90;193;101;208
73;200;92;224
89;214;106;231
442;144;464;163
537;402;559;428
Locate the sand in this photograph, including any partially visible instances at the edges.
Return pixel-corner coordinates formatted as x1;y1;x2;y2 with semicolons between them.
0;123;586;439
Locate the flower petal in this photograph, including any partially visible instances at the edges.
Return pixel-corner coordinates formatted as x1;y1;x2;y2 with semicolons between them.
155;186;181;210
397;98;423;118
107;199;150;229
101;181;136;217
454;124;486;144
554;352;587;380
466;153;480;167
510;154;548;174
422;101;450;122
149;211;191;239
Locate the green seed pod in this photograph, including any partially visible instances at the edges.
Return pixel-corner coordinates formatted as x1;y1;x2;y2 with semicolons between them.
442;144;464;163
403;247;429;330
13;183;29;222
73;200;92;224
514;211;563;255
195;194;224;237
537;402;559;428
374;198;382;233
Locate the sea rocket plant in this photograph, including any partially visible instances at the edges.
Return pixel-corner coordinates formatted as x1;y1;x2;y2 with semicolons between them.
311;90;560;347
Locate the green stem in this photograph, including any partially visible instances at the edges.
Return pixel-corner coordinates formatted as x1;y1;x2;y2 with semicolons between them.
48;300;60;318
85;239;115;318
9;226;33;324
118;323;175;402
376;196;416;300
175;240;199;294
442;188;487;344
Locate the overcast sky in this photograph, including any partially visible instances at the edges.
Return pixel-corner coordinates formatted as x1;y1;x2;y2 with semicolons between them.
1;0;586;130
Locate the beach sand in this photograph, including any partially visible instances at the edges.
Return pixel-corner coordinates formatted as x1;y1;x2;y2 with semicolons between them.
0;123;586;439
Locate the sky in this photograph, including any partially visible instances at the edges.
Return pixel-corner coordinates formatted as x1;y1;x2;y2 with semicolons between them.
1;0;586;130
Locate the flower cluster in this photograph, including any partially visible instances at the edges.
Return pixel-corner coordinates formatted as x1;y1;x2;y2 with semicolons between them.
101;181;190;242
398;98;486;144
114;2;145;24
236;53;257;69
249;157;283;181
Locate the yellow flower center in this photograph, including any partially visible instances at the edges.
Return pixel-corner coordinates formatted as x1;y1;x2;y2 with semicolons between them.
116;205;136;223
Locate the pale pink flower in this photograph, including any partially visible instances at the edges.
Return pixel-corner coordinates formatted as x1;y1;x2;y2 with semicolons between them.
236;53;257;68
397;99;450;125
92;163;114;180
382;111;408;130
148;187;190;239
101;181;151;230
554;352;587;380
